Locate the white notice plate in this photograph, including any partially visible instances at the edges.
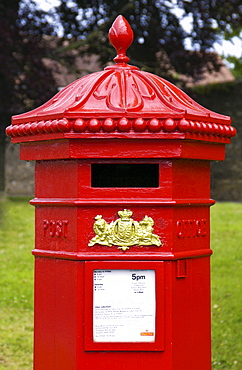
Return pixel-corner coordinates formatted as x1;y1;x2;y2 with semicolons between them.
93;269;156;342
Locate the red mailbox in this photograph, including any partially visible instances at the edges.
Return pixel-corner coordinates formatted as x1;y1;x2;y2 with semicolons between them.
6;16;236;370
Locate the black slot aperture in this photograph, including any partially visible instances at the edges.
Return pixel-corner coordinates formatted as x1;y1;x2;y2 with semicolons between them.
91;164;159;188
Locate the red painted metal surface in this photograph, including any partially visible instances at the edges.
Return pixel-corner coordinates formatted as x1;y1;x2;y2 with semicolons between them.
6;17;236;143
8;15;236;370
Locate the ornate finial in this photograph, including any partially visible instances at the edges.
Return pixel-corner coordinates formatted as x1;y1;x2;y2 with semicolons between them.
108;15;134;65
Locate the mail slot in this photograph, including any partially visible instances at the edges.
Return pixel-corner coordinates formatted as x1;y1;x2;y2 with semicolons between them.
6;15;236;370
91;163;159;187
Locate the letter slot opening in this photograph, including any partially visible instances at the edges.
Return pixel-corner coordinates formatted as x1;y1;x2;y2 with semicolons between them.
91;164;159;188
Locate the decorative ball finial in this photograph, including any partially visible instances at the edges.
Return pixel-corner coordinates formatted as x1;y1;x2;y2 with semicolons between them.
108;15;134;65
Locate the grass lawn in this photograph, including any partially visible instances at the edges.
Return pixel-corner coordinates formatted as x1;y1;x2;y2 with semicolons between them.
0;198;241;369
0;198;34;369
211;203;242;369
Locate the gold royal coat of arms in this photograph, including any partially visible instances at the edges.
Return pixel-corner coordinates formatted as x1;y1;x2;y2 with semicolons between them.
88;209;162;251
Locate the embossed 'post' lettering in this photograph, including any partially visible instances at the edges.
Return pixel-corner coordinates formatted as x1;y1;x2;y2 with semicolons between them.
56;221;62;237
43;219;49;237
49;220;56;237
43;219;69;238
62;220;69;238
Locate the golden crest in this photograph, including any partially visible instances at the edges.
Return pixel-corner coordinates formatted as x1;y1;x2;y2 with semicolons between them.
88;209;162;251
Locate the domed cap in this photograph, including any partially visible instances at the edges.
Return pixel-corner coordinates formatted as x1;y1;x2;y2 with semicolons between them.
7;15;236;142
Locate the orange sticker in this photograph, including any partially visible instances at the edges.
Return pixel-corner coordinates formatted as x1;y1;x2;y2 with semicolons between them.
140;332;154;336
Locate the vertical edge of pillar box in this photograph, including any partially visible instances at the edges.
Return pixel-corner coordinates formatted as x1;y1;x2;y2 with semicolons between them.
172;257;212;370
34;257;84;370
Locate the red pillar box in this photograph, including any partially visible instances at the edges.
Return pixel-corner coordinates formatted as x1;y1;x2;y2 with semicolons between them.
6;16;236;370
